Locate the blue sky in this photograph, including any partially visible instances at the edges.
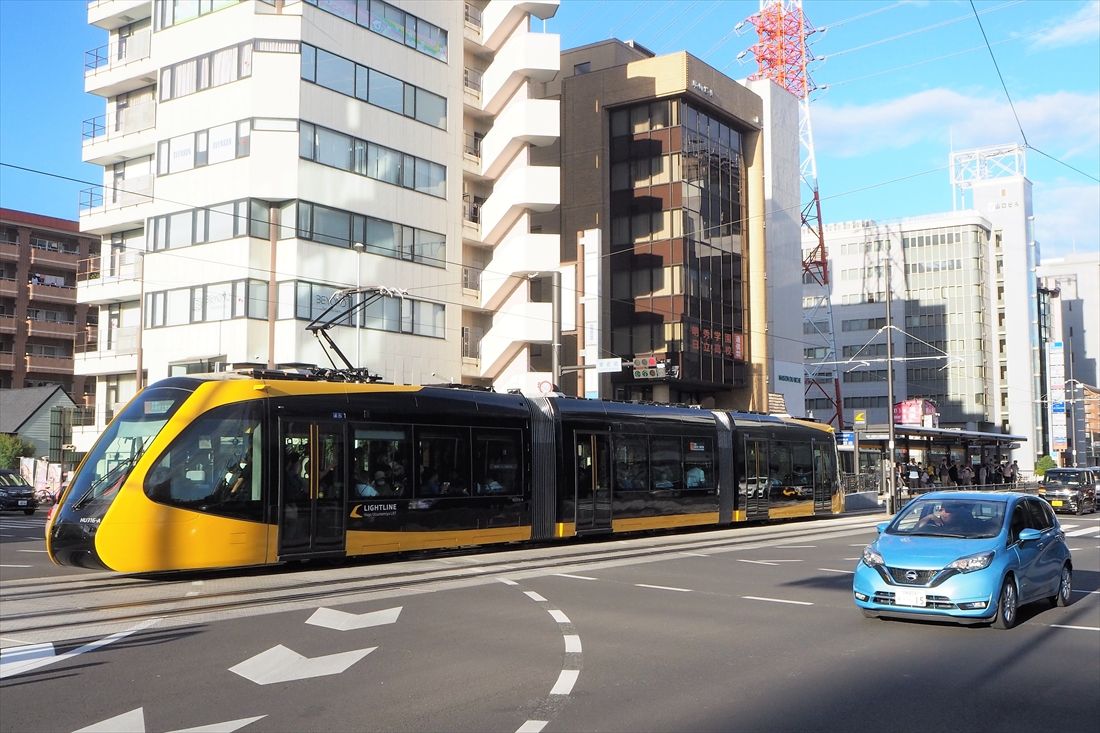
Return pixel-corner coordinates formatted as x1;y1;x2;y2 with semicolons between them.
1;0;1097;260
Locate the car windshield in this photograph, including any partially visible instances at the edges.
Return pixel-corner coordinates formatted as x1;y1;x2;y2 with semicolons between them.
0;472;30;488
889;498;1006;539
1043;472;1084;486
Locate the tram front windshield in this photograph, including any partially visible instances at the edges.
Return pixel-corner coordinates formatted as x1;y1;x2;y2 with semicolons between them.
60;387;190;513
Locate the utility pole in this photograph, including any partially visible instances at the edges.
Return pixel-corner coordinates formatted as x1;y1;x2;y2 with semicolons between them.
885;249;896;512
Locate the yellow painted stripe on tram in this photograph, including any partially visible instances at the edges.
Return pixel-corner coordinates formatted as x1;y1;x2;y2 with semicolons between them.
611;512;720;532
556;522;576;538
345;526;532;556
768;503;816;520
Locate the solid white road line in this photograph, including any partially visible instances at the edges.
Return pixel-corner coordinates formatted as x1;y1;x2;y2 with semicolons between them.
635;583;692;592
1071;589;1100;595
16;549;48;553
742;596;814;606
774;545;816;549
554;573;597;580
819;568;855;574
0;564;31;568
1049;624;1100;632
680;552;710;557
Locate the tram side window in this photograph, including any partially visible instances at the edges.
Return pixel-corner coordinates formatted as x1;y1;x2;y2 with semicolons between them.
769;441;792;495
651;436;682;490
683;436;714;489
613;434;648;491
352;425;411;498
791;442;813;490
813;440;837;494
144;401;264;521
416;427;470;497
473;430;521;495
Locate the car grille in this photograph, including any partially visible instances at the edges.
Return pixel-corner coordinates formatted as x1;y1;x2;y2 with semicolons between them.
886;567;938;585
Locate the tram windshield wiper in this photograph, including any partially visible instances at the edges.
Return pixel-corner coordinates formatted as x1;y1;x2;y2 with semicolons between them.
72;447;144;510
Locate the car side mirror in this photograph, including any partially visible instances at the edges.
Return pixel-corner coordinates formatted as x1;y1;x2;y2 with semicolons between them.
1018;528;1042;543
876;522;888;534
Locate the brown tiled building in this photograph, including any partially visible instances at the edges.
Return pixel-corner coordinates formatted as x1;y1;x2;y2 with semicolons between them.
541;40;768;409
0;209;98;404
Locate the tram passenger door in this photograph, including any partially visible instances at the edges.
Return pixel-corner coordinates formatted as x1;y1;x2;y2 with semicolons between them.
278;421;347;557
575;432;612;533
745;438;769;521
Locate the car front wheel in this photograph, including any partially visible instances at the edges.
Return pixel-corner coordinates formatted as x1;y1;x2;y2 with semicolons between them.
1051;565;1072;607
992;578;1018;630
23;508;35;515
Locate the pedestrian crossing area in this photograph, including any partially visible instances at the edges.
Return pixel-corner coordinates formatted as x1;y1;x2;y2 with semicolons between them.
1061;522;1100;538
0;515;46;539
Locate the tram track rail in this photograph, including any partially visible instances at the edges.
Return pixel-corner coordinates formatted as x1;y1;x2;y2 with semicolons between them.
1;514;884;644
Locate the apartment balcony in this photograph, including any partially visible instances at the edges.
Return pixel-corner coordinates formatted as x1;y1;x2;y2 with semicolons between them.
26;319;78;340
479;288;552;378
28;246;80;269
25;354;75;374
0;275;16;298
74;326;139;376
77;251;143;305
463;67;484;114
0;349;14;370
27;282;77;305
79;178;153;235
480;96;558;179
480;0;560;52
481;29;560;116
84;30;156;97
87;0;151;30
479;154;559;245
463;2;483;45
82;101;156;165
0;314;16;334
0;239;18;261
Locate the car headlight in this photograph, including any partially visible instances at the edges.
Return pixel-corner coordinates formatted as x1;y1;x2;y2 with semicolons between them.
862;545;884;568
0;488;9;497
948;551;994;573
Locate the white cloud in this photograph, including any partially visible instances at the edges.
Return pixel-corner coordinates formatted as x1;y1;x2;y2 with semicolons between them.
813;88;1100;162
1029;0;1100;50
1032;181;1100;258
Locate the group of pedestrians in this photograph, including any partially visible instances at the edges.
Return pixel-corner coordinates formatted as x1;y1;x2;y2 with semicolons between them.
897;457;1019;491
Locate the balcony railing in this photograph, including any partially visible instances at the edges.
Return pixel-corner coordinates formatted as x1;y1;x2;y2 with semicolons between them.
84;30;151;75
462;326;483;359
79;176;153;213
75;328;100;354
464;3;483;31
462;267;483;292
464;67;483;95
464;132;482;159
78;250;142;282
462;194;484;224
83;101;156;144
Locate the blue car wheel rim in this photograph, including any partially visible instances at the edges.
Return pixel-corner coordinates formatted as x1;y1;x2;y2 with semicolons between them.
1002;583;1017;624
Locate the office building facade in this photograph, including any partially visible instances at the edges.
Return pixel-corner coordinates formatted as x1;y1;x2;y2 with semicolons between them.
76;0;560;450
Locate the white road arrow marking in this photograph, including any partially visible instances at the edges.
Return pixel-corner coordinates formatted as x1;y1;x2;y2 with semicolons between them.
168;714;267;732
2;619;160;680
0;642;53;678
229;645;375;685
305;606;402;631
73;708;146;733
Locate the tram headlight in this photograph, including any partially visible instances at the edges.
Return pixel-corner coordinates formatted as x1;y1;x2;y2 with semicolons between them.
861;545;884;568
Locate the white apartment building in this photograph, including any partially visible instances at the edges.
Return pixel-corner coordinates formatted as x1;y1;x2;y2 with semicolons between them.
75;0;560;451
801;145;1044;471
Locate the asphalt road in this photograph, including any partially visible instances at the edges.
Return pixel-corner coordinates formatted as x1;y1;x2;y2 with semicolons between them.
1;512;1098;733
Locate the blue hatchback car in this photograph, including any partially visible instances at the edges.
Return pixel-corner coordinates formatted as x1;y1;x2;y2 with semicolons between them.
853;491;1072;629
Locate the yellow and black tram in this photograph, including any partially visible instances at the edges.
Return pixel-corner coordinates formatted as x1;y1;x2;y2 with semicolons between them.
47;370;842;573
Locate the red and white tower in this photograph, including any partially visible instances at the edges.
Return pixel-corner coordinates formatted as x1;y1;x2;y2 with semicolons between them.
744;0;843;428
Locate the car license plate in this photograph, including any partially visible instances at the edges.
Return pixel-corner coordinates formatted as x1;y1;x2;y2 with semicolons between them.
894;589;926;607
1051;500;1063;507
17;500;27;506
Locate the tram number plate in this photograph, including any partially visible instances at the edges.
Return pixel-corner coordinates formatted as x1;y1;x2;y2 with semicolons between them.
894;589;926;607
17;500;27;506
1051;500;1063;507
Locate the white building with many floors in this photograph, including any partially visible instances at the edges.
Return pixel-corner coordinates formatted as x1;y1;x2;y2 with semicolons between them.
75;0;560;450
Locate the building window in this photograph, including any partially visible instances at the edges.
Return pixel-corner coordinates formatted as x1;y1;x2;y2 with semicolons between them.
160;41;253;102
304;0;448;63
157;120;253;176
299;121;446;198
145;279;267;328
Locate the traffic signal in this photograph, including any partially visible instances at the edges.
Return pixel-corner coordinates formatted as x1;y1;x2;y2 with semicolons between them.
632;357;666;379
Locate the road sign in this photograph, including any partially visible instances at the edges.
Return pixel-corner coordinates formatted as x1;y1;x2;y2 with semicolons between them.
596;358;624;374
854;411;867;426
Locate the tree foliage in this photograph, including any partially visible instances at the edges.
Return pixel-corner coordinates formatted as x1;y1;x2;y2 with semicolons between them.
0;435;37;469
1034;454;1057;477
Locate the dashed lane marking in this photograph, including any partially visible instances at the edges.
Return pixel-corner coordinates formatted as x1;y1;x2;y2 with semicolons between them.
774;545;816;549
516;722;548;733
737;559;803;566
17;549;48;553
496;577;519;586
742;596;814;606
680;552;710;557
635;583;692;592
524;591;548;602
0;564;31;568
1071;589;1100;595
554;573;597;580
563;635;582;653
550;669;580;695
1049;624;1100;632
819;568;855;574
548;609;571;624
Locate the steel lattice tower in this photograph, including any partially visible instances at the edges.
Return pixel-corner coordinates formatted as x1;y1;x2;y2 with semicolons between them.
744;0;843;428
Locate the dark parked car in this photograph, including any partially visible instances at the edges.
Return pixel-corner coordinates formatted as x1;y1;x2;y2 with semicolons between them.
0;469;38;515
1038;468;1097;515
